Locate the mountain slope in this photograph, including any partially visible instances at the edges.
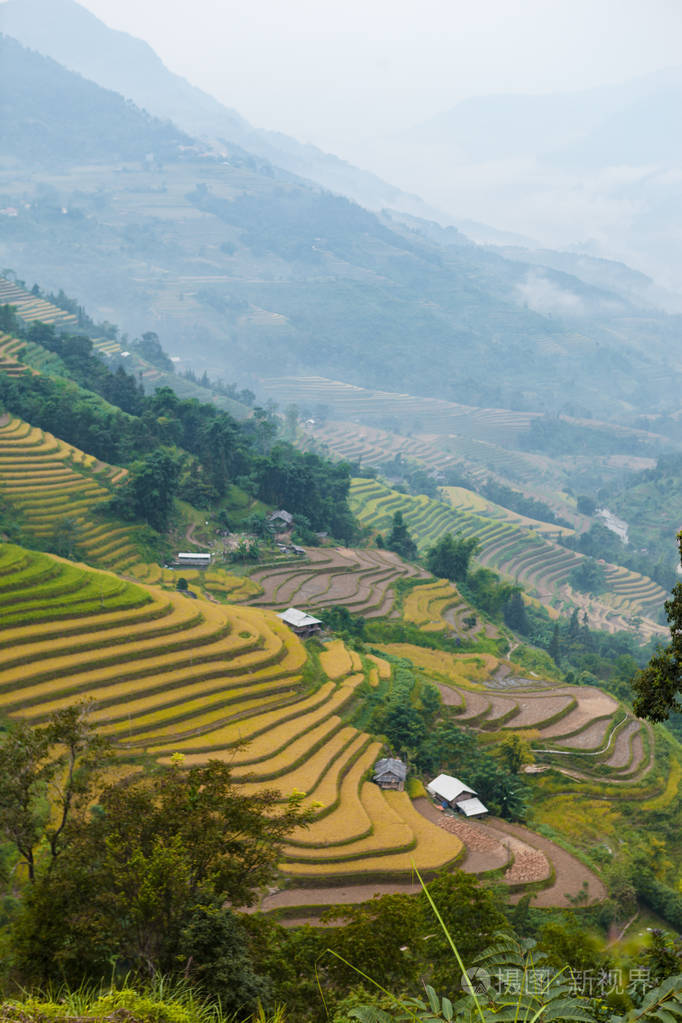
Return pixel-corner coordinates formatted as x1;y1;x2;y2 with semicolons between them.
0;33;191;165
2;36;682;421
0;0;445;220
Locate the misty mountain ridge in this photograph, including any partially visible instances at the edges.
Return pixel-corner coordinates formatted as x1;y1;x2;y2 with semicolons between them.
0;33;193;165
0;0;449;224
1;33;681;426
403;65;682;167
5;0;681;296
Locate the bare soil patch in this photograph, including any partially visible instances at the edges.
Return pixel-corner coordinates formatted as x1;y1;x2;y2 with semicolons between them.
540;687;617;738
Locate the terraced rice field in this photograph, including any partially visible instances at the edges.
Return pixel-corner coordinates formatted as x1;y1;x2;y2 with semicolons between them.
308;420;561;496
260;374;539;443
380;640;659;794
0;333;39;377
350;478;666;637
0;278;79;329
246;545;429;618
401;578;493;638
0;543;467;887
0;278;120;356
0;414;140;571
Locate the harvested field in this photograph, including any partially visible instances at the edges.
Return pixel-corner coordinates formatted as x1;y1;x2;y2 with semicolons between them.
247;545;428;617
539;688;619;738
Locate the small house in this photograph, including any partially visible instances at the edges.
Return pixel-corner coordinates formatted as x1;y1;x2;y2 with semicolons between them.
268;510;293;531
373;757;407;791
277;607;323;638
427;773;488;817
175;552;212;569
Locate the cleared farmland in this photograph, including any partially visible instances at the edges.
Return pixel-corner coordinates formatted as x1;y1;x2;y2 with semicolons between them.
246;545;428;618
0;413;141;571
378;641;658;791
260;374;539;444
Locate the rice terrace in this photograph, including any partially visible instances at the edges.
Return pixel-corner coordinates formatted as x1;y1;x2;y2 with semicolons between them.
2;10;682;1019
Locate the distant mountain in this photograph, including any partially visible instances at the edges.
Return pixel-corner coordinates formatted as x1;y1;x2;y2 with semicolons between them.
402;67;682;168
0;33;191;165
0;0;447;222
2;34;681;425
365;69;682;292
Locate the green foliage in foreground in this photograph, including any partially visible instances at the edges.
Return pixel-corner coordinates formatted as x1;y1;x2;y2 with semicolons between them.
633;535;682;725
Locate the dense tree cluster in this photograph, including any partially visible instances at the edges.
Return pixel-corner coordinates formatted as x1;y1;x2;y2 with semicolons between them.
426;532;480;583
0;324;356;539
384;511;418;560
0;711;311;993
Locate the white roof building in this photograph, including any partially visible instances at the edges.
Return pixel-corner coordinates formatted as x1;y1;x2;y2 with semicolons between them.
277;608;323;636
456;797;489;818
427;773;476;805
427;773;489;817
278;608;322;629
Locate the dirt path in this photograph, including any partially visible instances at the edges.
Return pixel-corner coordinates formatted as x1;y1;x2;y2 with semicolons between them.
185;521;213;550
485;818;607;907
414;797;508;873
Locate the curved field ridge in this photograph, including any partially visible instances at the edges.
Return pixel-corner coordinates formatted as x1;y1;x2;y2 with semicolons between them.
378;642;655;787
0;414;140;571
0;544;309;746
350;478;666;639
0;278;79;329
0;543;471;886
260;374;539;444
246;545;428;618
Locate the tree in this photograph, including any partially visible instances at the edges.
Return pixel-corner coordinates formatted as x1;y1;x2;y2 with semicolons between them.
426;532;480;583
11;757;312;984
549;623;561;666
497;733;534;774
569;557;607;595
111;447;180;532
131;331;174;371
0;705;107;883
633;533;682;722
504;589;529;633
386;511;417;560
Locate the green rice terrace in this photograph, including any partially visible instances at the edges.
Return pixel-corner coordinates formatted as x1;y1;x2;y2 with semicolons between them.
350;477;668;639
0;276;120;355
8;540;676;914
0;412;144;571
303;418;658;531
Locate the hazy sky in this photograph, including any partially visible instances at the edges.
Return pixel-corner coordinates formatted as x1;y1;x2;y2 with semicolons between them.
74;0;682;152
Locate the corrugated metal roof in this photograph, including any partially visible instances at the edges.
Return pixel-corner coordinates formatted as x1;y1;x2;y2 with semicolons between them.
427;773;477;803
456;797;488;817
374;757;407;780
278;607;322;628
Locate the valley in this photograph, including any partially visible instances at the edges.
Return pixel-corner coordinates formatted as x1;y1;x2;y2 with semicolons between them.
0;8;681;1018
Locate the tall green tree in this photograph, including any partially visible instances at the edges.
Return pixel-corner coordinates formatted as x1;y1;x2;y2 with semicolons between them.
426;532;480;582
386;510;418;560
